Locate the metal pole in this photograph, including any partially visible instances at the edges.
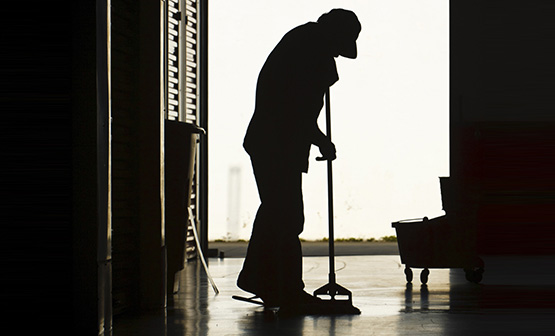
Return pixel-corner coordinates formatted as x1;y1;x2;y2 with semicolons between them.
325;88;336;285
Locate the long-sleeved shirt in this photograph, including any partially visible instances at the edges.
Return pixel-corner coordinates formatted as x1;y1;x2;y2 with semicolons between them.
243;22;339;172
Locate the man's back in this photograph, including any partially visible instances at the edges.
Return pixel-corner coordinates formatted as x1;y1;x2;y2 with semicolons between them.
243;22;338;171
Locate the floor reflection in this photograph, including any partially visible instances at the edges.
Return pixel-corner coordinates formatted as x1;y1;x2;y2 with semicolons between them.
114;255;555;336
403;283;432;313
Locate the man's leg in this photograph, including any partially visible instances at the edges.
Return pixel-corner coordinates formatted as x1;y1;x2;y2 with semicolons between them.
237;157;305;305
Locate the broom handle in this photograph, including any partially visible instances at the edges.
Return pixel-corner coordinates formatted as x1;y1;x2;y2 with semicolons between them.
324;88;336;285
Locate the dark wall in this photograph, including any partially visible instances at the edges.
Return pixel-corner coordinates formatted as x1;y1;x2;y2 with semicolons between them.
71;1;102;333
111;0;142;315
450;0;555;254
2;0;171;332
1;0;74;331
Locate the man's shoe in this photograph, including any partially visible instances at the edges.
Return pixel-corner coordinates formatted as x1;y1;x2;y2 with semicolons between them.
237;276;281;308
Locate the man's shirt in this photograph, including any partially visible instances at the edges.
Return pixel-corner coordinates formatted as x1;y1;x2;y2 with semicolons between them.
244;22;339;172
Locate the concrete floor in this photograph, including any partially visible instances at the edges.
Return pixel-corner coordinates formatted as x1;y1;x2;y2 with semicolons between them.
114;254;555;335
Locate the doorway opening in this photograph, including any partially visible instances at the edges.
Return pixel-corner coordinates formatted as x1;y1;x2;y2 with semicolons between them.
208;0;449;242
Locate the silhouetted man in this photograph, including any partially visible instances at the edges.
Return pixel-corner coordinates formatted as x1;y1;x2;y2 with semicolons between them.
237;9;361;313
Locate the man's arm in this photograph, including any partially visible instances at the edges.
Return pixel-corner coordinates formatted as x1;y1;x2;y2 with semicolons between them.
311;124;336;161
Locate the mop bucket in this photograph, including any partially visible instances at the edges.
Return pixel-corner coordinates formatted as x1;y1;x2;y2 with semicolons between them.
392;216;484;284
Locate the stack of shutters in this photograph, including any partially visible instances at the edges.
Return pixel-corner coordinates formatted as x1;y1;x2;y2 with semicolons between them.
183;0;199;124
167;0;180;120
165;0;200;260
183;0;199;261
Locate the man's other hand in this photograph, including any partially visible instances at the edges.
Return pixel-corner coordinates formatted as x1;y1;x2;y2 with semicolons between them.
316;141;336;161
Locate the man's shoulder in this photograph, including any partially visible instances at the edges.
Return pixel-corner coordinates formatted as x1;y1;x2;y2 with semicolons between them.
278;22;324;55
285;22;319;38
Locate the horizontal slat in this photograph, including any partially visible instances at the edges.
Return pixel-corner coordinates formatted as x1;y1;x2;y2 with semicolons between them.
168;60;178;67
168;76;178;85
168;60;178;70
185;105;197;113
186;47;197;55
185;47;196;56
185;67;197;76
185;24;196;34
168;27;178;37
169;19;178;29
186;15;197;25
186;17;197;26
169;49;179;58
185;31;196;40
185;10;196;20
185;49;196;57
169;16;179;26
185;3;197;14
168;35;178;44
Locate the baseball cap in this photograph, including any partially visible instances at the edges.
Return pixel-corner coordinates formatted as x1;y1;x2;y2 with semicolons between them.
317;9;361;59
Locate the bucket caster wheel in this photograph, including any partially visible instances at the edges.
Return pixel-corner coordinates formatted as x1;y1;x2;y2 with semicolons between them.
464;267;484;283
404;267;413;283
420;268;430;285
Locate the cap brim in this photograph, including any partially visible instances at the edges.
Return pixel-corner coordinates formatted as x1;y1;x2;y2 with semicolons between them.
339;40;357;59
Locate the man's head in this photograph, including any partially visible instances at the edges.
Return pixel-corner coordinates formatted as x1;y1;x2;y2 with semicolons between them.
317;9;361;59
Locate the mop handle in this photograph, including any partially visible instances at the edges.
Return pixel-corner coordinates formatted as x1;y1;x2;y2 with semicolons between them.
324;88;337;284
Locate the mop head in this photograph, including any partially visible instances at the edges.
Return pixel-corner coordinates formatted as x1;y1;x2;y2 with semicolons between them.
278;283;361;316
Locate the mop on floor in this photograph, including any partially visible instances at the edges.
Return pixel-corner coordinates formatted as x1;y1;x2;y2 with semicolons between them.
310;87;360;315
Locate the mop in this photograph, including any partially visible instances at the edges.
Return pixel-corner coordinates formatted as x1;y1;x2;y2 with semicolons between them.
312;88;360;315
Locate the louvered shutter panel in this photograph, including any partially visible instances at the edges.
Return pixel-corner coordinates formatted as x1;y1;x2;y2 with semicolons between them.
167;0;180;120
164;0;200;260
